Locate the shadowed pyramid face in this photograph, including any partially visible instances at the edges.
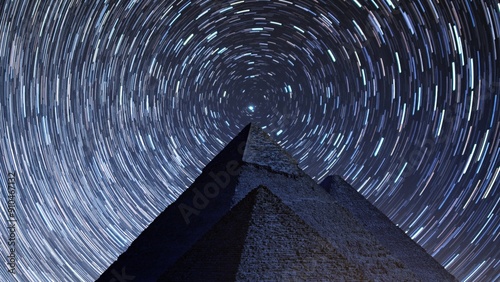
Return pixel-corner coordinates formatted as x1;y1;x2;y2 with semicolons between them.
97;123;457;282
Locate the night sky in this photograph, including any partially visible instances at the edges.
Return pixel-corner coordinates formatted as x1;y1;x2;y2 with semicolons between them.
0;0;499;281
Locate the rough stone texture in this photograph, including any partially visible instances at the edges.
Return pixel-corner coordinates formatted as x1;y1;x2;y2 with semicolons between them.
320;175;458;282
160;186;366;281
98;123;456;281
233;164;418;281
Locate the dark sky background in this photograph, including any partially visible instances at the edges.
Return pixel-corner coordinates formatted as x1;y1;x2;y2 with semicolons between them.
0;0;499;281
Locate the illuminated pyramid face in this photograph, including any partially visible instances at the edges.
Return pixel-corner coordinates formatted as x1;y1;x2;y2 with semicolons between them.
98;123;456;281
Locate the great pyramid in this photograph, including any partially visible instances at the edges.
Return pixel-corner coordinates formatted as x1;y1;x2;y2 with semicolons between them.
98;123;457;281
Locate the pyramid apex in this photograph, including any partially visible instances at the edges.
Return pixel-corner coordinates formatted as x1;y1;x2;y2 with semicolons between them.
242;123;302;176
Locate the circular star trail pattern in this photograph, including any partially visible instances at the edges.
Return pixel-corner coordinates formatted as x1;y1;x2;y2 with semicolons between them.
1;0;499;281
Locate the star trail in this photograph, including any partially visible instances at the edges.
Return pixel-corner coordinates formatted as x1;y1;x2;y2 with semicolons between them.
0;0;499;281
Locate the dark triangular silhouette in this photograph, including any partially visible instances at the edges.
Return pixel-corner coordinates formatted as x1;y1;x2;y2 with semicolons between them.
97;123;251;281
